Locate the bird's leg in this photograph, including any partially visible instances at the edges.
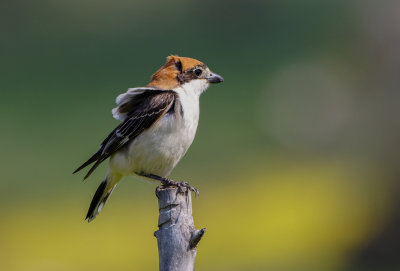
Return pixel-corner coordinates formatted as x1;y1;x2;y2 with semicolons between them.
138;173;199;196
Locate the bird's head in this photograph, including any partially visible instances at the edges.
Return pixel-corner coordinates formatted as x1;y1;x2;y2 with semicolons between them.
148;55;224;93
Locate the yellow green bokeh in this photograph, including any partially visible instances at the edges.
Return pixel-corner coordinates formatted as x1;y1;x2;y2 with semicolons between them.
1;1;400;270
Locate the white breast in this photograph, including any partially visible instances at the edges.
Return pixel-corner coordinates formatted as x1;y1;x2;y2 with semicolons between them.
109;80;209;177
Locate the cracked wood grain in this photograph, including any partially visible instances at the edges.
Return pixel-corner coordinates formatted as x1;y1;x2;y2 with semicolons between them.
154;186;205;271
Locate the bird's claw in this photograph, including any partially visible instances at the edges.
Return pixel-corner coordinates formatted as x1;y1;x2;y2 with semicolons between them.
178;181;199;197
160;180;199;196
157;176;199;197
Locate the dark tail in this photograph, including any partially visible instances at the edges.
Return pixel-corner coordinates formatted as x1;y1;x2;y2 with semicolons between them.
86;176;118;222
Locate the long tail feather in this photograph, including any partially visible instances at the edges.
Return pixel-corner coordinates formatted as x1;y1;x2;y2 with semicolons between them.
85;174;120;222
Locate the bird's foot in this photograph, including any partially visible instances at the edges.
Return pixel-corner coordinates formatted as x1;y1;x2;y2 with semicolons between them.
137;172;199;196
161;179;199;196
179;181;199;196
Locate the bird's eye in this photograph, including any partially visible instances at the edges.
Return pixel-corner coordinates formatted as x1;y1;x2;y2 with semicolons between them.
194;69;202;76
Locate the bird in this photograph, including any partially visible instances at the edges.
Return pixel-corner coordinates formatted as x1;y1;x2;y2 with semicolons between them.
73;55;224;222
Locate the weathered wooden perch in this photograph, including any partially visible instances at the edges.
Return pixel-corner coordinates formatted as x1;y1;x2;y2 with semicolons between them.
154;186;206;271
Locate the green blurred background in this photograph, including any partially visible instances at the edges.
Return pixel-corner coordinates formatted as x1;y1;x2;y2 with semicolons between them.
1;0;400;270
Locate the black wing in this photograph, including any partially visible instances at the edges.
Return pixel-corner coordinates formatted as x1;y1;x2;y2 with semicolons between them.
73;89;177;180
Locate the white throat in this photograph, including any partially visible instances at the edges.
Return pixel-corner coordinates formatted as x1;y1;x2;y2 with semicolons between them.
180;79;210;97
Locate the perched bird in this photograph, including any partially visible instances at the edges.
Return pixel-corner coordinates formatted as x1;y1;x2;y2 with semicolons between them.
73;55;224;222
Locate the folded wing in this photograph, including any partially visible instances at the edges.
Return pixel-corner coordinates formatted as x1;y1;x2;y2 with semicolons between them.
73;88;177;180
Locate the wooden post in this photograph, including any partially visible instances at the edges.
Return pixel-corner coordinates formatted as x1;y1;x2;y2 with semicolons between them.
154;186;206;271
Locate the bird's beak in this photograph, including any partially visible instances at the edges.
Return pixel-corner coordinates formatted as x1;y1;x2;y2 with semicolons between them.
206;72;224;83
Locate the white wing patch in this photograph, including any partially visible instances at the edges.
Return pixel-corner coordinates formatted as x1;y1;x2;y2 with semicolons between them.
112;87;158;121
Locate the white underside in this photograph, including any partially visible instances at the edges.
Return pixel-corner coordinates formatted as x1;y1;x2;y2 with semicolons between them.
109;80;209;179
